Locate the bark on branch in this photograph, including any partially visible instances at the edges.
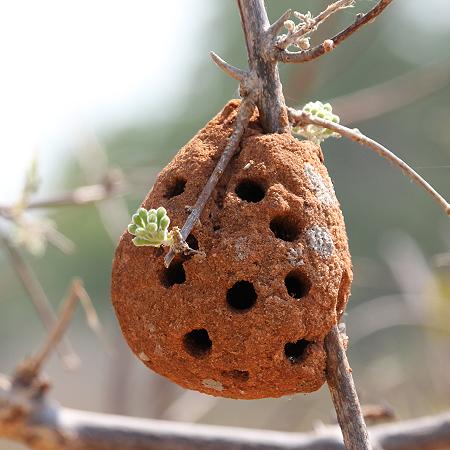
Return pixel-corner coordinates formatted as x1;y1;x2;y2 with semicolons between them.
276;0;394;63
0;384;449;450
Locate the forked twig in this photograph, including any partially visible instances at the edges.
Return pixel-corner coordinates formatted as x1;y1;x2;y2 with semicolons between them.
277;0;393;63
288;108;450;216
0;235;79;369
164;95;256;267
14;278;106;385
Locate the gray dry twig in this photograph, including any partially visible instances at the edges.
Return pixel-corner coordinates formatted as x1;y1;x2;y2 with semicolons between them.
288;108;450;216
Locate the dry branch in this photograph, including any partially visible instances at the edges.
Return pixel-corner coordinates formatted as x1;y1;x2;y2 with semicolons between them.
0;236;79;369
288;108;450;216
0;382;449;450
325;325;371;450
276;0;393;63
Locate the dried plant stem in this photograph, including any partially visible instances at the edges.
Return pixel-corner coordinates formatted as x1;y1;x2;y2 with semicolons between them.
277;0;393;63
0;236;79;368
288;108;450;216
15;279;82;384
325;325;372;450
0;171;122;213
164;95;256;267
0;387;449;450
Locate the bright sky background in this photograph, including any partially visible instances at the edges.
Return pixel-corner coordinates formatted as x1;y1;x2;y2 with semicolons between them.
0;0;211;203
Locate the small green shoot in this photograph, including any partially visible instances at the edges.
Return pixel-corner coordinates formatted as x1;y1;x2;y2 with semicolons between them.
128;206;173;247
293;101;341;144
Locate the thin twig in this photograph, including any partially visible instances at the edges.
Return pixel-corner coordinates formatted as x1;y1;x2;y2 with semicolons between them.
0;170;123;212
0;235;79;369
164;95;256;267
13;278;109;385
276;0;356;51
277;0;393;63
288;108;450;216
14;279;82;385
325;325;372;450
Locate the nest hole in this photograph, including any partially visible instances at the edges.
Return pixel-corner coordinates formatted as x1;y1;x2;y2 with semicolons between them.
183;329;212;358
222;369;250;382
336;269;351;317
284;339;310;364
186;234;199;250
235;179;265;203
226;281;257;312
285;270;311;299
160;260;186;288
165;177;186;199
270;215;301;242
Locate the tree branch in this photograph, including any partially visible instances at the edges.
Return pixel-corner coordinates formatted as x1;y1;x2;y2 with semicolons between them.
277;0;393;63
0;381;449;450
288;108;450;216
237;0;289;133
325;325;371;450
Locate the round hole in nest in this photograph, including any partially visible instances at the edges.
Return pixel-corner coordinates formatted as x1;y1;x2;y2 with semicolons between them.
186;234;199;250
270;215;301;242
284;270;311;299
164;177;186;199
222;369;250;382
160;260;186;288
284;339;310;364
183;329;212;358
235;179;265;203
226;281;257;311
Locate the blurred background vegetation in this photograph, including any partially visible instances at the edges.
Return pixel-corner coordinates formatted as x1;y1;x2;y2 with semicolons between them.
1;1;449;448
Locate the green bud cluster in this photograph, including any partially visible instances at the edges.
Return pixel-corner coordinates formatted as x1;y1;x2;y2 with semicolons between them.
293;101;341;144
127;207;172;247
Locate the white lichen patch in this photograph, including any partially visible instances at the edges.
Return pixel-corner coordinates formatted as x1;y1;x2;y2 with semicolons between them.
287;247;304;267
304;163;336;206
243;160;254;170
138;352;150;362
234;236;249;261
306;226;334;257
202;379;224;391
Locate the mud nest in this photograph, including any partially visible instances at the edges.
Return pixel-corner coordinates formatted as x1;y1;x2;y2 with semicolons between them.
112;100;352;399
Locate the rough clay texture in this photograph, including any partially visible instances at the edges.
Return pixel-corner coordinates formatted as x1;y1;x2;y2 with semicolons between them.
112;100;352;399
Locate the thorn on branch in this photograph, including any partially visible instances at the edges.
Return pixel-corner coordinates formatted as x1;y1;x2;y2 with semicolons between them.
210;52;247;82
267;9;292;37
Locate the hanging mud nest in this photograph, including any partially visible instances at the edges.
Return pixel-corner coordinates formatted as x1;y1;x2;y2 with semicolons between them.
111;100;352;399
